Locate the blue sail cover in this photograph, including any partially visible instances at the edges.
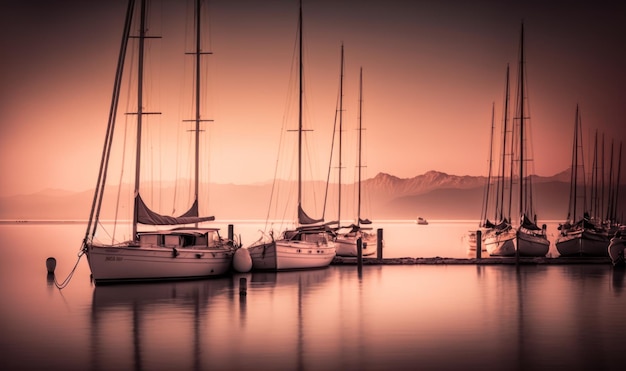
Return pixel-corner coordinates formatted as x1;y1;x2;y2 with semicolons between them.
135;194;215;225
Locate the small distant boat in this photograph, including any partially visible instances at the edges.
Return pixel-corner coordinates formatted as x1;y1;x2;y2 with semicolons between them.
416;217;428;225
608;229;626;267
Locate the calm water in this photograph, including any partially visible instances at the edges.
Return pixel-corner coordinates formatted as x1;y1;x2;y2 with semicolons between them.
1;221;625;371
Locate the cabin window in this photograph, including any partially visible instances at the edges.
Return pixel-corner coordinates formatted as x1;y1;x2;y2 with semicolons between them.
193;234;207;247
164;235;181;247
181;235;196;247
303;233;326;243
284;231;299;240
139;234;159;246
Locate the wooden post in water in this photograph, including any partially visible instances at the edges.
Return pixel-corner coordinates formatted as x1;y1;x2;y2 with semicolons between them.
228;224;234;246
377;228;383;260
476;230;482;259
239;277;247;296
357;237;363;274
46;257;56;275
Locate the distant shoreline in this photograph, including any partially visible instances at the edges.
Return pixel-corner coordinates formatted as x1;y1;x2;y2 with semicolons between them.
0;219;89;224
0;219;566;225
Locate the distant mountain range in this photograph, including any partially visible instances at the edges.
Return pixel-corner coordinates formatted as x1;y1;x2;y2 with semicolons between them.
1;169;624;221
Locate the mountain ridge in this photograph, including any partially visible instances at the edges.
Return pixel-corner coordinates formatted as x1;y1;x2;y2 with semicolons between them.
1;169;623;221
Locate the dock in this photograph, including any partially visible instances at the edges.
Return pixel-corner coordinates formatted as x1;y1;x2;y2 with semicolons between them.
332;256;612;265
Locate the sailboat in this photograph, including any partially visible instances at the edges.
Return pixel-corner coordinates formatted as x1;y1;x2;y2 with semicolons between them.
246;1;336;270
81;0;235;284
334;65;377;257
511;22;550;257
556;105;609;256
473;65;516;257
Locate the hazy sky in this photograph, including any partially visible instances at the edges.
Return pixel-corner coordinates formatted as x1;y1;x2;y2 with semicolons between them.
1;0;625;196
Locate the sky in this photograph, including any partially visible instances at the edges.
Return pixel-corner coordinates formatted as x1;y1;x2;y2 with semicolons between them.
1;0;625;196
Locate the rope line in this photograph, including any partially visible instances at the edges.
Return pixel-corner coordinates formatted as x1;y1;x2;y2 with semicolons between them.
54;247;86;290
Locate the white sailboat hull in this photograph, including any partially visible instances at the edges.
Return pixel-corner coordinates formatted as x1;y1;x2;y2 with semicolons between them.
248;239;336;271
484;229;517;257
86;243;234;284
335;232;377;257
556;229;610;257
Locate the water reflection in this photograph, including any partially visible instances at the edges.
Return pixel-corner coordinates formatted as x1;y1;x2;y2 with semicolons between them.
611;266;625;295
8;223;626;370
88;269;334;371
90;279;231;371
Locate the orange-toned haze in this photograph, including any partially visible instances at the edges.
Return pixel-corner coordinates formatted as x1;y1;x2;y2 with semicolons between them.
1;0;625;197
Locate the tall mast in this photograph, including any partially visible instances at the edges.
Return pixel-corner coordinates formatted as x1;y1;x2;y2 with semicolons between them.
518;22;525;222
482;102;495;225
194;0;201;203
501;64;511;222
598;133;606;223
132;0;148;238
607;139;615;222
616;142;623;224
337;43;344;225
357;67;363;226
591;130;599;219
568;104;583;222
297;0;303;210
183;0;213;215
85;0;135;243
573;105;580;221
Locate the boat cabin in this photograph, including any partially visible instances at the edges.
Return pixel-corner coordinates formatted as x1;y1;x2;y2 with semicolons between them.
284;229;331;244
137;228;222;249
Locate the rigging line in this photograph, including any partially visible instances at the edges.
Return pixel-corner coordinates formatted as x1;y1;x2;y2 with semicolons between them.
113;111;133;243
303;134;320;216
480;102;496;226
322;83;340;221
84;0;136;245
96;219;115;244
172;0;195;214
54;248;85;290
265;22;300;229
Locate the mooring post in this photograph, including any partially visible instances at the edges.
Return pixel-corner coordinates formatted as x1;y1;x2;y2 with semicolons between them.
46;257;56;275
357;237;363;274
476;230;482;259
377;228;383;260
228;224;234;246
239;277;247;296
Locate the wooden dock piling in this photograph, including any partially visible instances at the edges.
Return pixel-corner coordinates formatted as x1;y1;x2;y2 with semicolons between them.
377;228;383;260
357;237;363;274
239;277;247;296
228;224;234;242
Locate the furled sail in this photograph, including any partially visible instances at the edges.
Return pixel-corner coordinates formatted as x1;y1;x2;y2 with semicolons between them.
135;194;215;225
520;214;540;230
298;205;324;225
